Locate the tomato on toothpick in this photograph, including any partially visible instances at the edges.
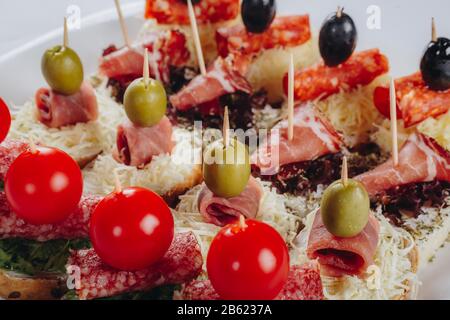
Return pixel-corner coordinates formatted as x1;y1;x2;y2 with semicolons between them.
90;185;174;271
207;218;289;300
5;146;83;225
0;98;11;143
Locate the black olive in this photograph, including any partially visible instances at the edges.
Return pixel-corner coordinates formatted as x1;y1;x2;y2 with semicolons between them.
241;0;276;34
420;37;450;91
319;8;357;67
180;0;200;4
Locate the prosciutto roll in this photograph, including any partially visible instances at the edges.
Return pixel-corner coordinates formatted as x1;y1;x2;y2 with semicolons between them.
145;0;239;25
67;232;203;300
0;192;101;241
216;15;311;58
35;81;98;128
0;139;29;181
197;177;263;227
252;103;342;175
283;49;389;102
373;72;450;127
99;30;190;84
181;262;324;300
169;57;252;112
113;116;174;168
355;132;450;197
307;211;380;277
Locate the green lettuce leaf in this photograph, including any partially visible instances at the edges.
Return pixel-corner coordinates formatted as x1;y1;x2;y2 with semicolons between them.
0;238;91;276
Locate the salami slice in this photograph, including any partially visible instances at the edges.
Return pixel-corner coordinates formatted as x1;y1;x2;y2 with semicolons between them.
216;15;311;58
373;72;450;127
169;57;252;111
283;49;389;102
145;0;240;25
0;139;29;182
67;232;203;300
181;262;324;300
0;192;101;241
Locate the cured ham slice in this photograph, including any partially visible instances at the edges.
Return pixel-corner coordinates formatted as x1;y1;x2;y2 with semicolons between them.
0;192;100;241
0;140;29;181
252;103;342;175
145;0;239;25
373;72;450;127
67;232;203;300
355;132;450;197
99;30;190;85
169;57;252;112
307;211;380;277
35;81;98;128
197;177;263;227
181;262;324;300
113;116;174;168
283;49;389;102
216;15;311;58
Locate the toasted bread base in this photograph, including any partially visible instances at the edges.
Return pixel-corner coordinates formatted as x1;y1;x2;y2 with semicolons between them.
0;270;65;300
162;165;203;207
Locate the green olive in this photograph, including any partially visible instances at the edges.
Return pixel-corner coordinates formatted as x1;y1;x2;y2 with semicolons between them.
41;45;84;95
320;179;370;238
203;138;251;198
123;78;167;127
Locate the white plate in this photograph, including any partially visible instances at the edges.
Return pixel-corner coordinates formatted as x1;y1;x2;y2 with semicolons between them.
0;0;449;299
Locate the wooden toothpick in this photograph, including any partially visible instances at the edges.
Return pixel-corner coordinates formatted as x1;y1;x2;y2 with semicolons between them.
288;53;295;141
63;17;69;48
341;156;348;187
337;6;343;18
143;48;150;88
432;17;437;42
187;0;206;76
113;169;122;193
114;0;131;48
28;137;37;154
223;106;230;147
390;77;399;166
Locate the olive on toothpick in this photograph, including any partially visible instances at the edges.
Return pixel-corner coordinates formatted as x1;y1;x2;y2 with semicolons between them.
203;107;251;198
420;18;450;91
320;156;370;238
41;18;84;95
123;48;167;127
241;0;277;34
319;7;357;67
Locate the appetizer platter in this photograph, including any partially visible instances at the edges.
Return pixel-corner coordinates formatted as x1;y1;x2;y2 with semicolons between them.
0;0;449;300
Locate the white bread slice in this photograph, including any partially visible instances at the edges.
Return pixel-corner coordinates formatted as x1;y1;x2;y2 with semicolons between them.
292;209;419;300
0;270;64;300
174;180;322;266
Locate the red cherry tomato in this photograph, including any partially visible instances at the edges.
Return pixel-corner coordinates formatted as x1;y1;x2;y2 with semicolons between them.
0;98;11;143
373;86;402;119
90;187;174;271
207;219;289;300
5;146;83;225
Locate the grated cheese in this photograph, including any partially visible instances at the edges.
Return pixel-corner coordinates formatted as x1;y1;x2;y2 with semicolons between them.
316;75;389;147
246;39;320;103
291;208;418;300
417;109;450;152
83;127;203;196
8;88;125;163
